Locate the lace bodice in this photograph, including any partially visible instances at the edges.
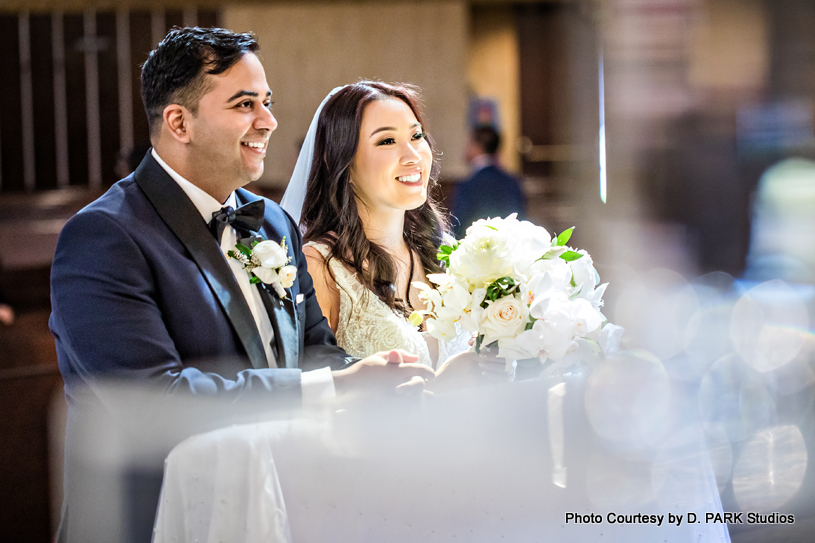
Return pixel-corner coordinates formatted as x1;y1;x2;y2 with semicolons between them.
306;242;469;370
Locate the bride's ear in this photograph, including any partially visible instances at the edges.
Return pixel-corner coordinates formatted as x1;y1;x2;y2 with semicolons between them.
163;104;191;144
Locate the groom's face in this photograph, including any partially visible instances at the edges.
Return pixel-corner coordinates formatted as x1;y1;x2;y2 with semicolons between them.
186;53;277;192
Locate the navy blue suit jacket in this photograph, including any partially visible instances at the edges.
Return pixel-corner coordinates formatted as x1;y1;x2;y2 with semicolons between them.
452;164;526;238
50;152;351;407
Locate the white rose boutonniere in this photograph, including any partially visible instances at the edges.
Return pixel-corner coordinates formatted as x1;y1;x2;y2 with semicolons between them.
228;237;296;299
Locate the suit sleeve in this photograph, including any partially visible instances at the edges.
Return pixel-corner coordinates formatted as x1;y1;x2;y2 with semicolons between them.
451;182;473;238
50;210;302;406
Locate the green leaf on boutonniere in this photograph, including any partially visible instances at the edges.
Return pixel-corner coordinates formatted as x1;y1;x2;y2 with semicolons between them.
235;243;253;256
559;250;583;262
555;227;574;247
249;276;261;284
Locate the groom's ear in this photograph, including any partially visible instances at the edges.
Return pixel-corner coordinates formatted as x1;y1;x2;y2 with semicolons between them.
163;104;191;144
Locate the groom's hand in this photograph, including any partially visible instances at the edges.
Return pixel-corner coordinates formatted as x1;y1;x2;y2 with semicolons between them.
332;349;435;399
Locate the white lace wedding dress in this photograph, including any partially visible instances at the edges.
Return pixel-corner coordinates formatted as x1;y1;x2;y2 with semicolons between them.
307;242;470;370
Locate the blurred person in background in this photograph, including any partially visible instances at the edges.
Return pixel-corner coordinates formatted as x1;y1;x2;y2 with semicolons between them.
451;124;525;238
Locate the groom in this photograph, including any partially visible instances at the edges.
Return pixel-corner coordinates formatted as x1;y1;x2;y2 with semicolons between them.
50;27;433;541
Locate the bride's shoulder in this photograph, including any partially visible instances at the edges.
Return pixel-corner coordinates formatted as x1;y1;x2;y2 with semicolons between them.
304;235;337;260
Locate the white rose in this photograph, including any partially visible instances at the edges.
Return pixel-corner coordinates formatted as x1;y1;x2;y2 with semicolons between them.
252;266;279;284
253;240;289;269
278;265;297;289
481;295;529;344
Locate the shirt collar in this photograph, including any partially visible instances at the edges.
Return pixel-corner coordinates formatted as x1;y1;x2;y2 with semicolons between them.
151;148;236;224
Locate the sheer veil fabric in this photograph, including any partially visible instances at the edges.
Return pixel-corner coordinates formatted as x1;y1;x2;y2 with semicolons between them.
280;86;346;224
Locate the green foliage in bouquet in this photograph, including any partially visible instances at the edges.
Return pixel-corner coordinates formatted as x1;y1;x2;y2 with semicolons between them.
436;241;460;266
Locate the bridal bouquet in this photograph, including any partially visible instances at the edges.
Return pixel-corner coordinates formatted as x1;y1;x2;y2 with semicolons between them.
410;214;622;372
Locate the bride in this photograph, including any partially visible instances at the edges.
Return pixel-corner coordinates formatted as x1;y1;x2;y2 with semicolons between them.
281;82;497;385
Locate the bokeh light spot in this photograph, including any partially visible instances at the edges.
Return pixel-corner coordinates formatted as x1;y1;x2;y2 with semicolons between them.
733;425;807;511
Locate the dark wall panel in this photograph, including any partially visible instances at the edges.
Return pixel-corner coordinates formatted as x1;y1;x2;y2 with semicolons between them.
130;11;154;157
0;8;221;193
97;12;120;185
63;13;88;188
0;16;24;192
31;15;57;191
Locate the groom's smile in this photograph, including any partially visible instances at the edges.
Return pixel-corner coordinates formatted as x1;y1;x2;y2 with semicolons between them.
185;52;276;199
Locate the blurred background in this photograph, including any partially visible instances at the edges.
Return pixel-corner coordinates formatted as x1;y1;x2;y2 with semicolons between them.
1;0;814;541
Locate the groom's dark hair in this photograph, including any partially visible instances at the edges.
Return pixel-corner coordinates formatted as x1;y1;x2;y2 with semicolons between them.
141;27;259;138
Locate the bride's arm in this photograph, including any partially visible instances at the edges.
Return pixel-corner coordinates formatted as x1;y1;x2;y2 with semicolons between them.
303;245;341;332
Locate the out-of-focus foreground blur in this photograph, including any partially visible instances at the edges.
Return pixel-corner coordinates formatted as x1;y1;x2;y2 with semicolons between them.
1;1;813;542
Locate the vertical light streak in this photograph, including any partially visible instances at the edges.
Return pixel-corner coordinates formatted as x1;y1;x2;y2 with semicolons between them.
598;46;607;204
548;382;567;488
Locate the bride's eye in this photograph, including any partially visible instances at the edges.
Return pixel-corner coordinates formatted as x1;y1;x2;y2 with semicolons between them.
412;131;426;141
377;137;396;146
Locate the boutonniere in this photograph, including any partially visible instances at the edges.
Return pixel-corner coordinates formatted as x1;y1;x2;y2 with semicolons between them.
228;237;297;299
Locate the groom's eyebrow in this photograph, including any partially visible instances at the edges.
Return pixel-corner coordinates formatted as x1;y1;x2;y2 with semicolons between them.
369;122;421;138
226;89;272;102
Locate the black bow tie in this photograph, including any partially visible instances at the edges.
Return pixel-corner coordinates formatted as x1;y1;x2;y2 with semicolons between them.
209;200;265;242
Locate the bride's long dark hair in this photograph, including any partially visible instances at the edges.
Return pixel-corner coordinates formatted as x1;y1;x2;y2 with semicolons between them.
301;81;450;317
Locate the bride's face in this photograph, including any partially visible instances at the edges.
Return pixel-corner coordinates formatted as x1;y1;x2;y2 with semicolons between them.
349;97;432;215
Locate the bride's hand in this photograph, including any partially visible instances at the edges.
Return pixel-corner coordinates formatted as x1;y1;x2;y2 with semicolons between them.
333;349;435;399
430;351;514;394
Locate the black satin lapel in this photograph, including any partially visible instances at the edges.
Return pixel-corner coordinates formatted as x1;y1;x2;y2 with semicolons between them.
134;155;268;369
257;285;299;369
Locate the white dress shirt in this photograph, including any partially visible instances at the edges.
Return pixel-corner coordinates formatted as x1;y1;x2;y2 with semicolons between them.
151;149;334;402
